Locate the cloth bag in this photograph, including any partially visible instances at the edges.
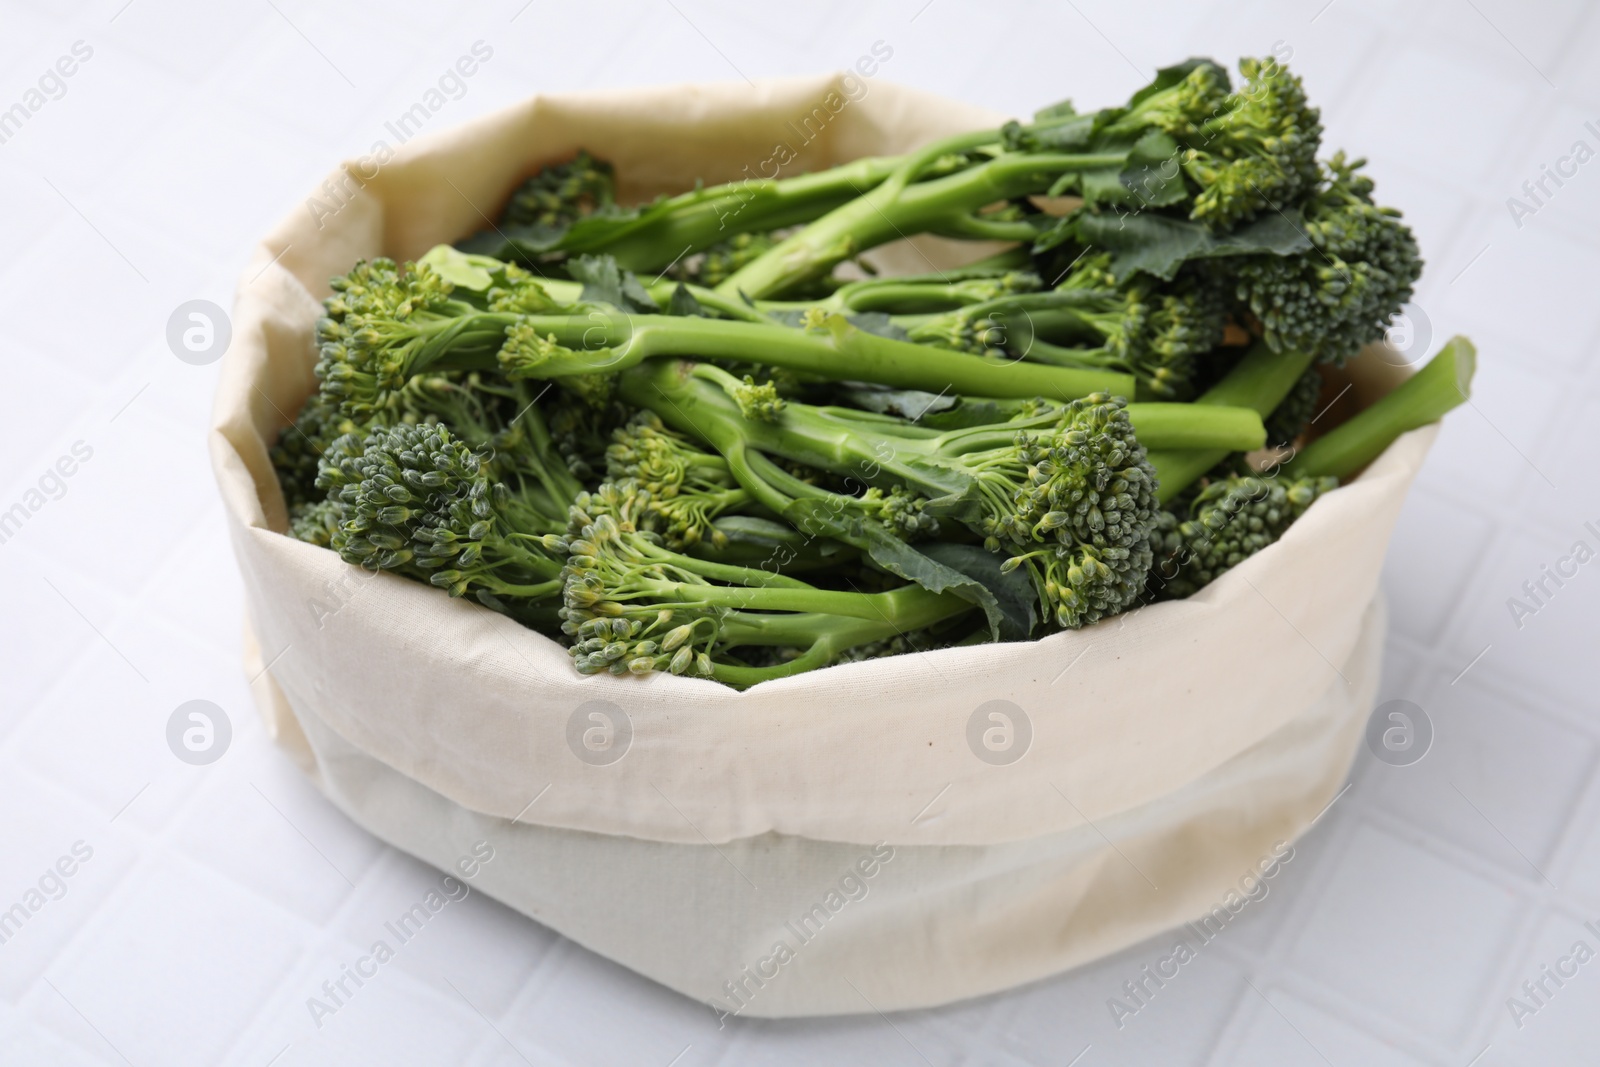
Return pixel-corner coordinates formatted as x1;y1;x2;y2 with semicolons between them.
211;74;1435;1017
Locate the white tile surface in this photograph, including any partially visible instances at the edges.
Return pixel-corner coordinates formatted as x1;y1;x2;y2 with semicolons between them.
1;0;1597;1062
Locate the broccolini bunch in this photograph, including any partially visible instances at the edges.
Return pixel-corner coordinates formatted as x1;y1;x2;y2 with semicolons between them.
269;55;1471;687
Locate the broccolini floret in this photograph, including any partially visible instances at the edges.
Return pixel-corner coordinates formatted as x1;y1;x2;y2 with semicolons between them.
1149;474;1336;598
622;361;1267;630
315;423;568;607
1235;153;1422;364
502;150;615;231
560;483;973;686
907;255;1230;400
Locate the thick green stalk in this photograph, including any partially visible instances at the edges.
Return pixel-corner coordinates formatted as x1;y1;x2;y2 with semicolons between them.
573;155;906;271
715;150;1128;299
504;312;1135;400
710;583;973;687
1148;342;1318;503
1284;337;1475;479
622;360;1264;498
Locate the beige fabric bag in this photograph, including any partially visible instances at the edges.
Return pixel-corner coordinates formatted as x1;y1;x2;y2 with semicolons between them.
211;74;1435;1016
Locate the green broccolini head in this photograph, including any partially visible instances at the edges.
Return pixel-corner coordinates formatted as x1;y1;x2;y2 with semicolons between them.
1149;473;1337;598
1096;268;1229;400
1107;60;1231;142
1039;253;1228;399
287;499;341;547
1235;152;1422;364
1181;56;1323;229
604;412;751;548
484;263;569;314
546;392;630;483
729;375;787;421
672;231;780;288
314;259;470;418
316;422;565;604
857;484;941;540
559;485;720;678
503;150;615;231
968;394;1159;627
606;412;734;495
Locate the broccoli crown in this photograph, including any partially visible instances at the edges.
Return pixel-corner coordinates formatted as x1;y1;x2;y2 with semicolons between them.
857;484;941;540
315;258;568;419
604;413;749;548
317;423;564;602
1263;367;1323;447
1182;56;1323;229
973;394;1158;627
729;374;787;422
314;260;461;417
1110;60;1231;142
1019;253;1228;399
671;231;780;288
1150;472;1337;598
1235;152;1422;364
560;486;722;678
1085;267;1229;400
287;498;341;548
503;150;615;231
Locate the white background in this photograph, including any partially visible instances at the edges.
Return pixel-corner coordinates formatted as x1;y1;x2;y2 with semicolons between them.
2;0;1598;1063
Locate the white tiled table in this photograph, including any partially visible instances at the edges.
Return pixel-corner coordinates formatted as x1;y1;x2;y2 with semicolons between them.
2;0;1596;1063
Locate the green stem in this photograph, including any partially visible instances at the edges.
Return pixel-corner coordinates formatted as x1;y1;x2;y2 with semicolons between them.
484;577;563;598
622;360;1264;496
1147;342;1317;503
930;214;1047;242
716;151;1129;299
505;312;1135;400
1284;337;1475;480
574;155;906;271
710;583;973;688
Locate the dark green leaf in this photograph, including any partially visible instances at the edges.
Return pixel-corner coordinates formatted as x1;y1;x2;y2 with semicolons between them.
1069;208;1311;281
1032;98;1079;122
917;397;1033;430
780;500;1017;638
919;541;1037;640
1128;57;1231;108
566;254;660;312
836;385;958;419
667;282;706;317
